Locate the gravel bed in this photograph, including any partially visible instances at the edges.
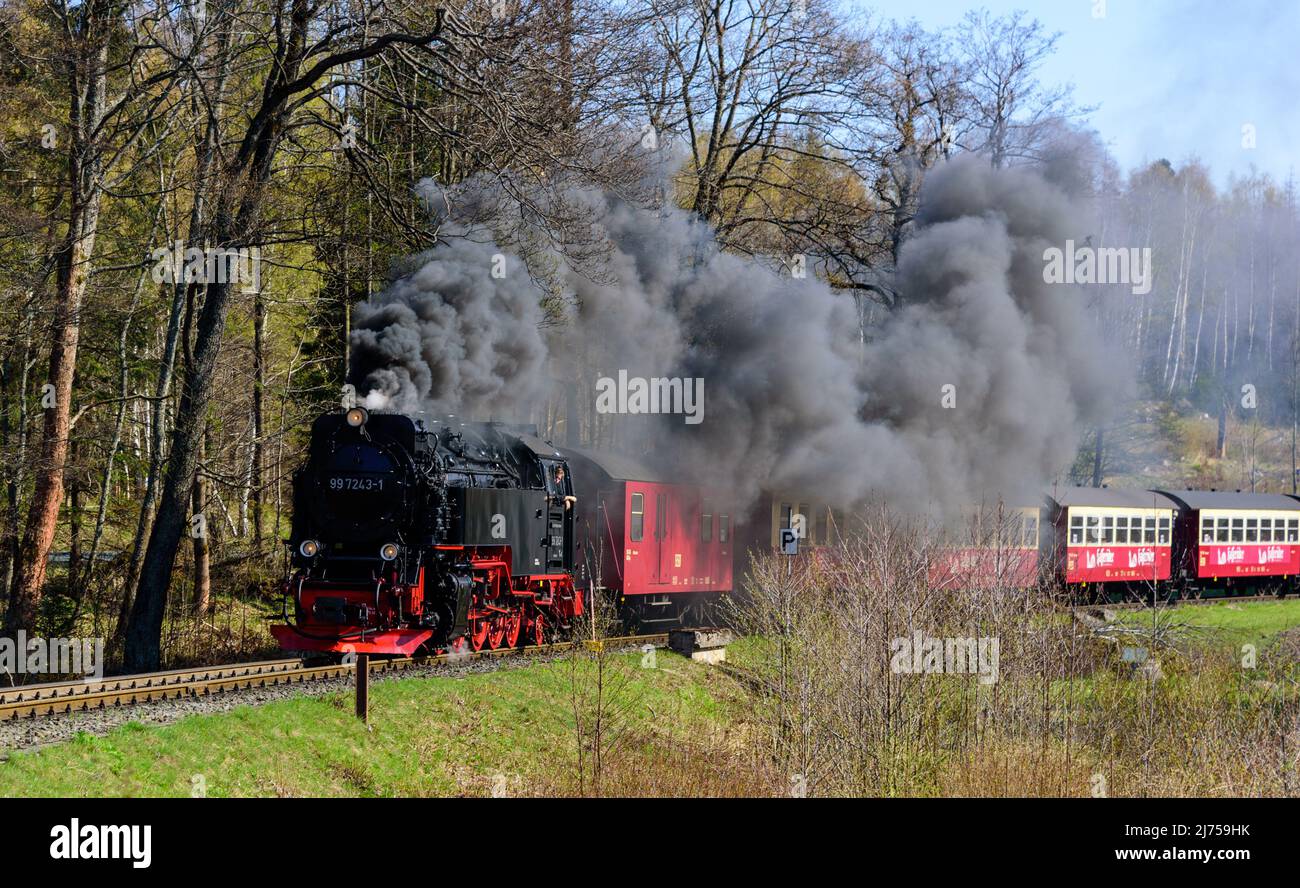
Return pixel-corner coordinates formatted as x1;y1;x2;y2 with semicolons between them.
0;648;584;757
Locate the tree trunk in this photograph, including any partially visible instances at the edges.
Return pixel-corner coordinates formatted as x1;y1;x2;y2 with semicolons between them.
5;11;110;635
1217;394;1229;459
1090;426;1105;487
6;202;102;632
126;274;231;670
192;431;211;616
116;10;233;653
251;288;265;549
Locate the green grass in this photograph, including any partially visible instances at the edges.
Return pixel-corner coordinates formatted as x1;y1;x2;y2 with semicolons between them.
0;651;746;798
1111;597;1300;651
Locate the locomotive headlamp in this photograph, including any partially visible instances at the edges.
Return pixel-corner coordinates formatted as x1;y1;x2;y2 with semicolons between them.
379;542;400;562
299;539;321;558
345;406;369;428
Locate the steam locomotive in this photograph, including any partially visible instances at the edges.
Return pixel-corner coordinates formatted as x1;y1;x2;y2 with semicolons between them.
270;408;584;655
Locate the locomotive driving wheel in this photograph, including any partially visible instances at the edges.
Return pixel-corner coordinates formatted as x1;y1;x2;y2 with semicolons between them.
531;612;546;647
504;610;522;648
487;615;506;650
469;617;490;651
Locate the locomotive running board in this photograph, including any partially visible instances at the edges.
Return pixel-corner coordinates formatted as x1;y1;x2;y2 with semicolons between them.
270;625;434;655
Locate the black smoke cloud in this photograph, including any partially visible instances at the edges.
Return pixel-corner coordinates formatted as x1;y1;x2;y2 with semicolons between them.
348;155;1123;513
349;233;549;417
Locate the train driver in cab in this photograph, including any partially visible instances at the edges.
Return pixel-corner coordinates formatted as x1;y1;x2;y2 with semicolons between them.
550;465;577;511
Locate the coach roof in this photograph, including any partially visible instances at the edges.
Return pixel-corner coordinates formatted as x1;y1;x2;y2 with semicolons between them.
1045;486;1181;510
559;445;668;484
1153;489;1300;511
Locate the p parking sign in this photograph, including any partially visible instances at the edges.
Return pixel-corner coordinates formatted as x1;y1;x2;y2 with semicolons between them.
780;527;799;555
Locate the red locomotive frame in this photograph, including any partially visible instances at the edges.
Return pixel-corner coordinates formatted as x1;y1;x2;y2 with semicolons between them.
270;545;582;655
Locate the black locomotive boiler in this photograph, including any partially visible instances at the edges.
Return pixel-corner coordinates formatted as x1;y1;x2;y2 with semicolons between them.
271;408;583;655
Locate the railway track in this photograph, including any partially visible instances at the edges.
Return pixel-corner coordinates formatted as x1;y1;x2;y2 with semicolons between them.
0;633;669;722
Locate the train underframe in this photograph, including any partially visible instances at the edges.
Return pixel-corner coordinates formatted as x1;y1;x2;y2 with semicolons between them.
271;545;583;656
617;591;727;633
1077;574;1299;604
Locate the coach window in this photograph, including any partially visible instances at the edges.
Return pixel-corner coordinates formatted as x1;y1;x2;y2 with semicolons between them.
1200;516;1214;543
701;504;713;542
1260;518;1272;542
1086;515;1100;543
817;508;829;544
1022;515;1037;547
719;514;730;543
1246;517;1258;543
1157;517;1170;544
1290;519;1299;542
631;493;645;542
1143;517;1154;544
1069;515;1084;544
780;503;793;530
1117;515;1131;544
1231;518;1243;543
1101;515;1114;544
1216;517;1229;542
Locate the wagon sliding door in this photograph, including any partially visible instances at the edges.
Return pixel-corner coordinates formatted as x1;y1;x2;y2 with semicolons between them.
654;492;670;584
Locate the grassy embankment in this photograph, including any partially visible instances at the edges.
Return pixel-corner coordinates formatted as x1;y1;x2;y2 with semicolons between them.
1;598;1298;797
0;649;770;797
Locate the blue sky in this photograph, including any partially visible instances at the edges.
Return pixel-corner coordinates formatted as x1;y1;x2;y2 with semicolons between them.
854;0;1300;187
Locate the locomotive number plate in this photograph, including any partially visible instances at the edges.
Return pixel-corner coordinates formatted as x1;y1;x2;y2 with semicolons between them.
328;475;386;491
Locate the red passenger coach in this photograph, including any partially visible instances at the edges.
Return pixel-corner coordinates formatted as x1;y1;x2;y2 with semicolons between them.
1155;490;1300;594
562;447;732;629
1046;487;1178;592
929;505;1042;591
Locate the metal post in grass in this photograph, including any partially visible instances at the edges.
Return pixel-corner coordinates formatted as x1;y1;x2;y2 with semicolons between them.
355;653;369;723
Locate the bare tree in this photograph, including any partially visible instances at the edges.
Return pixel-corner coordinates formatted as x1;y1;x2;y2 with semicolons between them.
955;9;1080;169
634;0;879;282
